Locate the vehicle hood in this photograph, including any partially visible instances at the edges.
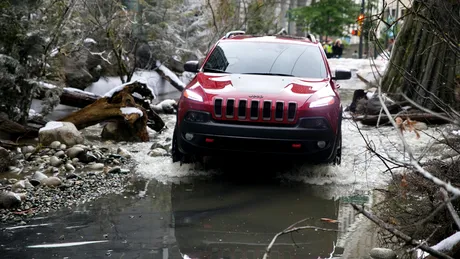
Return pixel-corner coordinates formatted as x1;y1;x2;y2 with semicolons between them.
192;73;329;102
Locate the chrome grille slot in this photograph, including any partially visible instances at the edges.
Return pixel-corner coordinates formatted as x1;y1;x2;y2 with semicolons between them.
250;100;259;119
214;98;223;117
288;102;296;121
226;99;235;118
263;101;271;120
275;101;284;121
238;99;247;118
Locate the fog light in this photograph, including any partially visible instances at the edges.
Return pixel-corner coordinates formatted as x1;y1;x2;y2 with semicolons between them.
317;141;326;149
185;133;194;140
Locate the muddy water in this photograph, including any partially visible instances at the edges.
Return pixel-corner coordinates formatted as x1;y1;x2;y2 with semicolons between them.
1;59;448;258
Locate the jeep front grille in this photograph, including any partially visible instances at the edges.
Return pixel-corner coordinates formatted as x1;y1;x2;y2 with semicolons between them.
214;98;223;117
226;99;235;118
250;100;259;119
212;98;297;123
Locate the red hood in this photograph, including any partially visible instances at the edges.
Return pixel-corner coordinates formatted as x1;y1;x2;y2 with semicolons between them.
191;73;329;105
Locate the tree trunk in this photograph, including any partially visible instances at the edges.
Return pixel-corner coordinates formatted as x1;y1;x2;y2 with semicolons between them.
381;0;460;111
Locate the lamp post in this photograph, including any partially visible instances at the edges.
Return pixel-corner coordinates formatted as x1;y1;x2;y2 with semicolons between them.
358;0;365;58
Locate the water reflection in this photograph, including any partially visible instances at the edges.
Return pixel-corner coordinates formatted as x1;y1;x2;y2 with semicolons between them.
0;172;362;259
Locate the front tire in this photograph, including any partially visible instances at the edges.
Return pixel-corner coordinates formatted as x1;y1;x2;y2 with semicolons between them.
171;126;195;165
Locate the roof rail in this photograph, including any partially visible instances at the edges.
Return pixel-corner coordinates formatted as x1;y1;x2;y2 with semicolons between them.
306;34;317;43
224;30;245;39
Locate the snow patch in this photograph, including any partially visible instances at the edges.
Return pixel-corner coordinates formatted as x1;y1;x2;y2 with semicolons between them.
120;107;143;117
103;79;154;98
84;38;97;44
65;87;100;97
39;121;63;132
39;81;57;89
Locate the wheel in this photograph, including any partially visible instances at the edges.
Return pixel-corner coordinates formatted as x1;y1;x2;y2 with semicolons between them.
333;126;342;165
171;126;193;165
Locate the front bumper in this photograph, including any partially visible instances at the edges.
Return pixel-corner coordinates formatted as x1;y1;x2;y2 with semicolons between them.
177;112;338;160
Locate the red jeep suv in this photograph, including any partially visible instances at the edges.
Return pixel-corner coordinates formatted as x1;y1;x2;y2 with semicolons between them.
172;31;351;165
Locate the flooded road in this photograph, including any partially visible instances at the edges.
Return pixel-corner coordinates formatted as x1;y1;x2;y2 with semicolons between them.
1;58;445;258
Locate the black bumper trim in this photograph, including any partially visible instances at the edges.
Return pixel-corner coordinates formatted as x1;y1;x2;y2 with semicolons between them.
177;117;338;159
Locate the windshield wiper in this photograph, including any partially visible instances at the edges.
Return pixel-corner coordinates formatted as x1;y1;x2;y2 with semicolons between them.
241;72;294;77
203;67;229;73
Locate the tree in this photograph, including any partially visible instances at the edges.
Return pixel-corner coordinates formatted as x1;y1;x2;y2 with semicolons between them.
380;0;460;111
288;0;360;40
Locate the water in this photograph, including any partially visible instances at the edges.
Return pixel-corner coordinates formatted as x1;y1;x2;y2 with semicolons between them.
1;58;448;258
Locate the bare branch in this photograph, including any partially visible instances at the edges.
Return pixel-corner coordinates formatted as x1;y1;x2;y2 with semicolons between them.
440;189;460;230
351;203;453;259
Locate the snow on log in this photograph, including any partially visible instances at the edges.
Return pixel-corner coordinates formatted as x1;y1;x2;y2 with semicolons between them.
418;232;460;258
120;107;143;117
155;60;186;92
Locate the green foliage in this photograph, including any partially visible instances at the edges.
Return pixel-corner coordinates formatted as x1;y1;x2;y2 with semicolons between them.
288;0;360;37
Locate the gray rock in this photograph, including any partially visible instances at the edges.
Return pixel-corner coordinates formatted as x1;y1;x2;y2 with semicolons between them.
66;147;85;159
414;122;428;131
7;166;21;174
49;156;62;167
41;176;62;187
72;158;79;164
86;163;104;171
32;171;48;182
50;141;61;149
369;248;397;259
39;121;84;147
78;151;98;163
0;191;22;209
0;147;12;173
59;144;67;150
54;150;65;158
107;166;121;174
65;163;76;171
22;145;35;154
148;148;168;157
8;178;18;184
117;147;132;159
12;179;34;191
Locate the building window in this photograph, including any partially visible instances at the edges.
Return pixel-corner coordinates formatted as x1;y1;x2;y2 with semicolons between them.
391;8;396;17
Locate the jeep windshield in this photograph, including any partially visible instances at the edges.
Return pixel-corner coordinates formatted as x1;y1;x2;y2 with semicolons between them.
202;41;327;78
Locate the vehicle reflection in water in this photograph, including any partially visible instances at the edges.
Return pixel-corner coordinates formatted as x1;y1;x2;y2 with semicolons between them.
172;179;341;259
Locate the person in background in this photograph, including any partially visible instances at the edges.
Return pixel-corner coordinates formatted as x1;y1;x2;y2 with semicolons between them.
332;39;343;58
323;41;333;58
387;38;395;53
352;50;359;59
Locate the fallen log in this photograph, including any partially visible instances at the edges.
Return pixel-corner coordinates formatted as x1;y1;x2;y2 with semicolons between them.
353;113;450;126
36;81;165;132
36;85;100;108
58;81;158;141
0;115;40;138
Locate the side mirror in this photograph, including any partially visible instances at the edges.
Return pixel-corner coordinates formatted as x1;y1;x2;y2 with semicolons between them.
332;69;352;80
184;60;200;73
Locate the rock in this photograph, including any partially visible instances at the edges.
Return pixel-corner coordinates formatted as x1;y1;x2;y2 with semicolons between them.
86;163;104;171
29;179;41;187
0;147;12;173
21;145;35;154
39;121;84;147
151;142;168;150
54;150;65;158
59;144;67;150
66;173;79;179
50;141;61;149
117;147;132;159
107;166;121;174
66;147;85;159
78;151;98;163
32;171;48;182
65;163;75;171
12;179;34;191
369;248;397;259
7;166;21;174
8;178;18;184
49;156;63;167
72;158;79;164
414;122;428;131
0;191;22;209
148;148;168;157
41;176;62;187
